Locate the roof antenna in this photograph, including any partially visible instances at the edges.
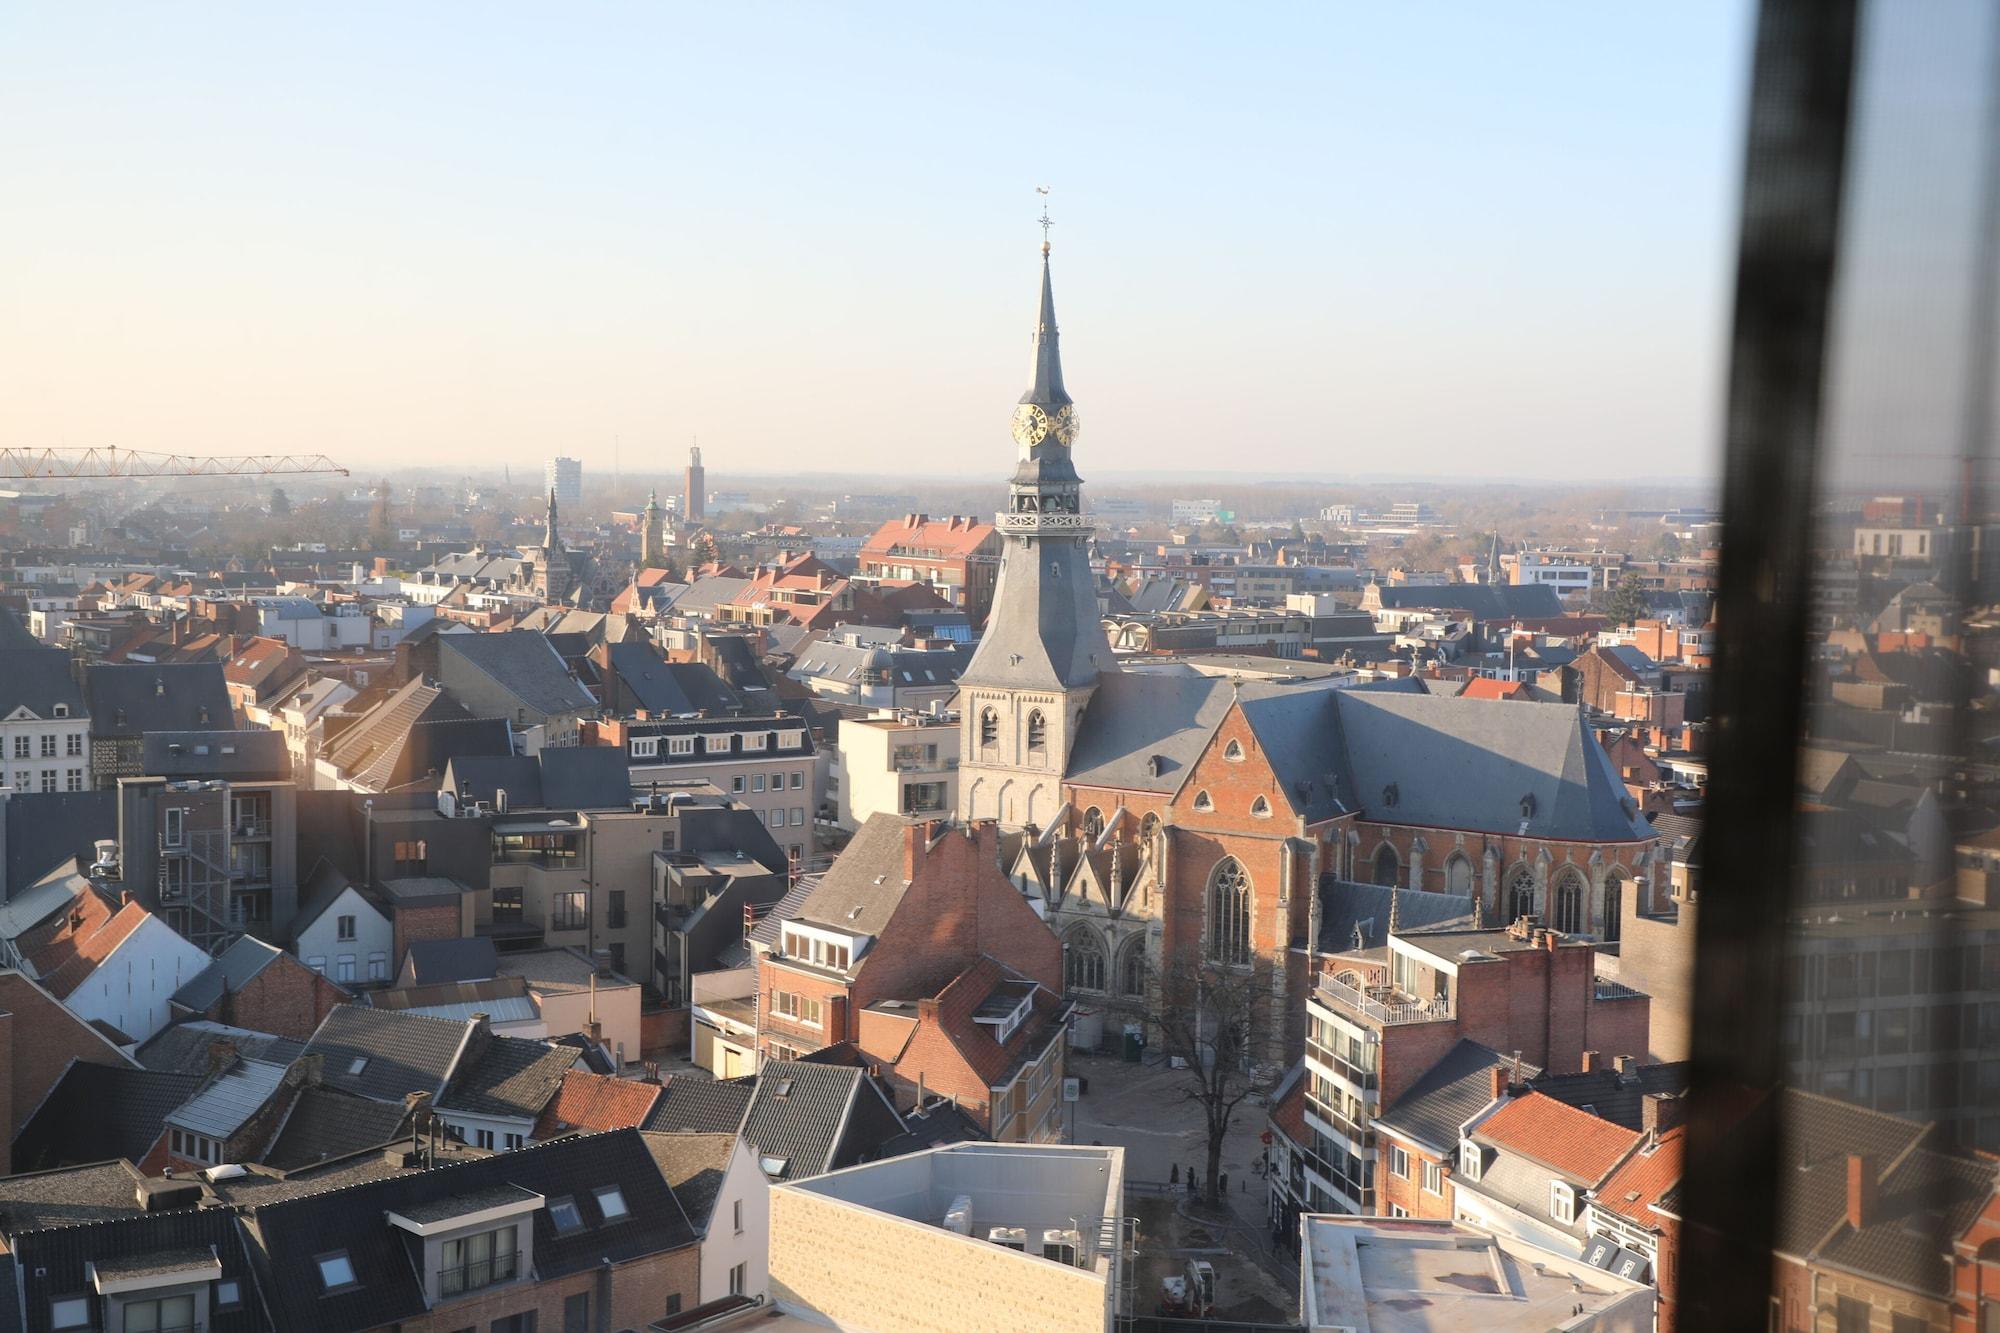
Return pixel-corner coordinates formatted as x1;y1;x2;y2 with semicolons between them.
1036;185;1054;256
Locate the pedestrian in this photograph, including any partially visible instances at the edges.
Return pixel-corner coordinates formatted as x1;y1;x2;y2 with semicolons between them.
1170;1164;1179;1185
1186;1170;1197;1196
1219;1171;1229;1195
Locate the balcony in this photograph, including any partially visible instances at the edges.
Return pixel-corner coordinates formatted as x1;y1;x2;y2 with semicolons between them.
1314;975;1453;1027
1593;977;1647;1001
438;1250;518;1298
891;755;958;773
1306;1038;1378;1092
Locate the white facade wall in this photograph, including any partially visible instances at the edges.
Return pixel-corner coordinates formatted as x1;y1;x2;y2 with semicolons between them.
294;886;394;986
63;915;209;1044
700;1139;772;1305
0;711;91;794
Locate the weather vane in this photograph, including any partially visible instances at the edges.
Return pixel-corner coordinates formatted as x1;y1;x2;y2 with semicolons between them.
1036;185;1053;253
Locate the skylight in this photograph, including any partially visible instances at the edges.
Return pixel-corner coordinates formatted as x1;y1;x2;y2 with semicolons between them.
760;1155;790;1178
548;1196;582;1233
348;1057;369;1076
594;1186;630;1221
316;1252;357;1290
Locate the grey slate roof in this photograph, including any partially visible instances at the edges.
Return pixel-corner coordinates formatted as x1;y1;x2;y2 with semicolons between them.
606;643;741;714
0;648;85;719
643;1076;755;1135
737;1059;904;1180
10;1063;202;1170
83;662;232;738
140;728;290;780
1317;879;1473;953
1373;1041;1536;1153
1529;1061;1690;1131
8;1203;261;1333
440;630;596;715
1063;669;1237;794
0;603;37;650
538;744;635;810
1817;1149;1995;1296
441;753;543;806
403;936;499;984
439;1036;577;1120
641;1130;736;1232
3;790;116;888
301;1005;470;1104
171;934;287;1011
789;814;913;943
1369;582;1565;620
134;1021;304;1075
747;876;818;948
166;1057;290;1138
259;1085;412;1169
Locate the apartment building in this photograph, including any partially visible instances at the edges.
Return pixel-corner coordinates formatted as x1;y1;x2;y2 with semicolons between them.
592;713;818;865
834;707;959;828
0;647;89;793
856;513;1001;622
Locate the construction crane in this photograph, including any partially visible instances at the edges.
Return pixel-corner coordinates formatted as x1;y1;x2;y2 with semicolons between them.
0;446;349;480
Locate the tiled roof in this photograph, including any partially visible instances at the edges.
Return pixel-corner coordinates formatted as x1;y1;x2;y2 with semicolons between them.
440;630;596;716
534;1069;663;1139
0;1160;153;1235
1475;1092;1640;1184
790;814;913;943
1375;1041;1536;1153
34;900;149;999
920;958;1065;1088
641;1130;736;1231
1817;1149;1997;1297
1269;1064;1308;1146
82;662;233;738
302;1005;470;1104
135;1021;304;1075
440;1035;577;1120
737;1060;902;1180
10;1205;261;1333
170;934;287;1012
1594;1127;1685;1225
167;1057;290;1138
1775;1088;1934;1260
642;1076;754;1135
11;1063;200;1171
1528;1061;1689;1131
747;877;817;948
259;1086;412;1170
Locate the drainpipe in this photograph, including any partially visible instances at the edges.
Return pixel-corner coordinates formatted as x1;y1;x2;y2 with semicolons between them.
596;1256;613;1333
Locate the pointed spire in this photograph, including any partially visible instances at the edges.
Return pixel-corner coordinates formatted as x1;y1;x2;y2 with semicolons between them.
545;487;562;550
1388;882;1402;938
1021;248;1072;410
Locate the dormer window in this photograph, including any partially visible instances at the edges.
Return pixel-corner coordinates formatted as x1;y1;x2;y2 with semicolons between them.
631;737;659;759
1549;1180;1577;1224
548;1196;583;1233
52;703;68;718
1459;1139;1483;1181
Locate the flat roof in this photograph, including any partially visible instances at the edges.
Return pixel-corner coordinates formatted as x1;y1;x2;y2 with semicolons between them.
1301;1216;1650;1332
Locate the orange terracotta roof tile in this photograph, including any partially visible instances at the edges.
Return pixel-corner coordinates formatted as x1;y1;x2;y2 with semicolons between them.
1271;1075;1308;1145
1595;1126;1685;1224
532;1068;663;1139
1460;678;1530;701
1475;1091;1641;1184
37;900;152;999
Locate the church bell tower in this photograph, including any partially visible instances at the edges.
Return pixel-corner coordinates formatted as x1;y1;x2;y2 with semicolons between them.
956;219;1113;829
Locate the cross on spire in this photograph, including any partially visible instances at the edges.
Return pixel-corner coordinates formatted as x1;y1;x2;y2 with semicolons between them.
1036;185;1053;255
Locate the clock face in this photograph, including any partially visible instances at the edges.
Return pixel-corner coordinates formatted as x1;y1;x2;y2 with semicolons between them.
1012;404;1051;447
1050;403;1080;446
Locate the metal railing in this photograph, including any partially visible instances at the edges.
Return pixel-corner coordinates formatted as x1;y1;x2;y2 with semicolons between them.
1593;977;1646;1001
438;1249;519;1298
1313;975;1453;1026
1304;1038;1378;1091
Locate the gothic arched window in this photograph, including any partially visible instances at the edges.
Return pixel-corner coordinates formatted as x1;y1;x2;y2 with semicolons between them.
1506;864;1537;923
1117;937;1147;996
978;708;998;748
1552;867;1587;935
1065;928;1106;992
1026;710;1047;753
1373;844;1399;887
1141;811;1161;841
1207;858;1252;966
1193;790;1214;812
1603;872;1625;943
1224;739;1245;762
1250;795;1271;818
1445;854;1473;895
1081;806;1104;841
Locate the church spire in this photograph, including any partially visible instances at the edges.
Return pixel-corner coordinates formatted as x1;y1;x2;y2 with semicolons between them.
1023;250;1072;411
544;487;562;551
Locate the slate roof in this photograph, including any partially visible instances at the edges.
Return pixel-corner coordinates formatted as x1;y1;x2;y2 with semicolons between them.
747;876;818;948
1815;1149;1997;1296
1529;1061;1690;1132
82;662;232;738
1316;879;1472;953
605;643;742;714
240;1128;695;1333
10;1062;200;1170
171;934;289;1011
1063;669;1238;794
0;603;37;649
301;1006;471;1104
790;814;916;945
439;1036;577;1120
1373;1041;1537;1154
319;678;508;791
1369;582;1565;619
737;1059;904;1180
140;728;291;780
135;1021;304;1075
403;936;500;985
0;647;85;718
440;753;544;807
166;1057;290;1138
534;1069;663;1139
641;1130;736;1231
10;1204;261;1333
440;630;596;716
3;790;116;888
537;744;635;810
259;1086;412;1169
642;1076;754;1135
1774;1089;1934;1261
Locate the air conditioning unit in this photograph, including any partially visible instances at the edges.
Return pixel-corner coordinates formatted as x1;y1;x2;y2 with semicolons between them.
986;1226;1026;1251
1041;1229;1081;1266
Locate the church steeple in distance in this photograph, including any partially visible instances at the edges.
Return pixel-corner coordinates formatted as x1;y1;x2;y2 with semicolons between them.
544;487;563;552
959;210;1112;696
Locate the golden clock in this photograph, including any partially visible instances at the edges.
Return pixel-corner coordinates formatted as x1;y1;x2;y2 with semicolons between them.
1012;404;1050;447
1050;403;1080;446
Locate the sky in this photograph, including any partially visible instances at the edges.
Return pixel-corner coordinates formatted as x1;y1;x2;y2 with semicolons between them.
0;3;1753;484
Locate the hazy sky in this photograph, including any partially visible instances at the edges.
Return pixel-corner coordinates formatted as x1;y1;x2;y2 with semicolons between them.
1;4;1751;484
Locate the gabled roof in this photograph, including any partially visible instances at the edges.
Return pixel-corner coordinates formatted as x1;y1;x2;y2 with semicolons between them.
439;630;596;716
171;934;289;1012
1317;879;1471;953
9;1198;260;1333
34;900;151;999
0;647;86;719
83;661;232;738
643;1076;754;1135
1474;1092;1640;1185
640;1130;737;1231
1815;1148;1996;1297
534;1069;664;1139
319;677;482;788
140;728;291;780
747;876;818;948
919;957;1065;1088
301;1005;470;1104
439;1036;577;1121
1370;582;1564;619
537;745;635;810
789;814;913;942
1529;1061;1690;1132
1063;670;1236;794
259;1085;412;1170
1593;1126;1684;1228
403;937;499;985
166;1057;290;1138
135;1021;304;1076
1374;1041;1537;1154
11;1062;201;1170
604;643;742;714
737;1059;903;1180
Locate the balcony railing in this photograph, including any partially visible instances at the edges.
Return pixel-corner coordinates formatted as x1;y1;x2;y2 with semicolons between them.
438;1250;519;1298
1594;977;1646;1001
1306;1038;1379;1092
1314;975;1453;1027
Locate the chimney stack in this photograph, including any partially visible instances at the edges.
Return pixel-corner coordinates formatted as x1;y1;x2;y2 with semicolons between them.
1580;1050;1604;1073
1613;1054;1637;1076
1489;1065;1510;1102
1846;1153;1877;1230
1641;1092;1685;1135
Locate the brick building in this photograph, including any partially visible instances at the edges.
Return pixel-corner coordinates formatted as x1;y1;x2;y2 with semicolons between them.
857;514;1002;624
168;934;348;1040
0;969;138;1170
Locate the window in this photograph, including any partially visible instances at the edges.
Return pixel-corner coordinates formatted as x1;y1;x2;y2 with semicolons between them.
1373;843;1399;887
40;769;55;792
594;1185;630;1220
368;952;388;981
308;955;327;974
704;734;731;754
49;1296;89;1330
733;1198;744;1234
317;1250;359;1290
216;1280;243;1309
731;775;745;794
1602;872;1624;943
1459;1140;1482;1181
789;771;803;788
771;991;823;1027
664;1295;682;1317
1193;789;1213;812
1504;864;1536;923
348;1056;369;1076
65;733;81;756
743;731;767;751
790;807;804;826
9;736;24;758
1423;1161;1445;1195
393;839;428;873
1549;1180;1576;1224
1445;855;1473;894
667;735;695;756
475;1128;496;1149
631;737;658;759
40;733;55;757
1551;866;1586;935
771;770;784;788
608;889;627;929
752;774;766;792
1250;794;1271;818
552;890;588;931
729;1261;747;1296
564;1292;591;1333
65;769;82;791
768;809;784;828
549;1196;583;1232
122;1295;196;1332
491;1313;536;1333
1224;738;1245;761
337;913;357;940
1117;939;1146;995
440;1223;517;1296
1027;709;1047;752
979;707;998;747
337;954;356;982
504;1132;523;1150
1388;1203;1410;1218
1065;928;1106;991
1205;857;1251;965
1389;1145;1410;1178
778;730;804;749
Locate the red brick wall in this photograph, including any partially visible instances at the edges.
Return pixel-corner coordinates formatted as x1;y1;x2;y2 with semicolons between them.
641;1004;686;1058
1374;1136;1455;1219
398;1246;699;1333
0;973;131;1172
209;955;348;1041
392;902;463;974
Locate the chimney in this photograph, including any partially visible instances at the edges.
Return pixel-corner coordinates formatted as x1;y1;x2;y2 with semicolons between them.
1613;1054;1636;1075
1847;1153;1877;1229
1641;1092;1685;1135
1580;1050;1603;1073
1489;1065;1510;1102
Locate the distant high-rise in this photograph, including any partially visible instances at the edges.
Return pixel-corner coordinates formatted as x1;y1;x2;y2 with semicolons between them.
545;456;583;509
684;446;706;522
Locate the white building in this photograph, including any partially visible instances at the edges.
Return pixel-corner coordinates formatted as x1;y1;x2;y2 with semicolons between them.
1512;551;1600;596
251;597;374;650
833;708;959;829
1172;499;1223;526
1853;525;1936;562
545;456;583;508
0;650;91;794
648;1132;771;1308
291;880;393;986
59;905;210;1045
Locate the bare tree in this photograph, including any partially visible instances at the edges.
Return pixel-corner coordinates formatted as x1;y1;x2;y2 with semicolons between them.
1155;956;1279;1208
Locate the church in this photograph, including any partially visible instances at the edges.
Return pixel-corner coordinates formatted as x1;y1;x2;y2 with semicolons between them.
955;236;1662;1061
